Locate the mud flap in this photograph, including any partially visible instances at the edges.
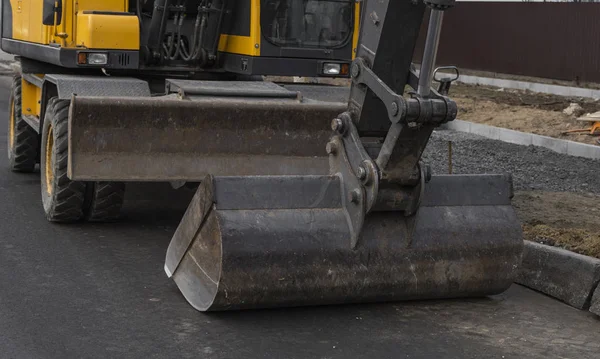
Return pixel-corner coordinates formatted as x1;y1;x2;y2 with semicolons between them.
165;174;523;311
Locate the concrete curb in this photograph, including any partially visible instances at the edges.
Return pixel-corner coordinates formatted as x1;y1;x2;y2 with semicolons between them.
441;120;600;160
456;74;600;100
516;241;600;312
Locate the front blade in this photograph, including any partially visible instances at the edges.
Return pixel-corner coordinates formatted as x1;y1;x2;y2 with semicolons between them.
68;96;345;181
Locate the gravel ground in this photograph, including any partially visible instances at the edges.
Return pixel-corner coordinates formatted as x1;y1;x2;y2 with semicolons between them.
423;130;600;195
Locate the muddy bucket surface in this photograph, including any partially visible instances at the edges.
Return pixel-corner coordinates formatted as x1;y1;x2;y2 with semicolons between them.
68;95;345;181
165;174;523;311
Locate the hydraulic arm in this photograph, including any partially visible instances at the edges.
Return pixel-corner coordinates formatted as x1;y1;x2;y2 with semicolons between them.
163;0;523;311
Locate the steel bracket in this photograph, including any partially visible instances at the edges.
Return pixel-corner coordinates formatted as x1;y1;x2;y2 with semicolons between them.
351;58;458;127
351;57;407;124
408;65;420;92
328;113;380;249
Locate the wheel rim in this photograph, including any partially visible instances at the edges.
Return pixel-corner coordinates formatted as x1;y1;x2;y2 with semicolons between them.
45;125;54;195
8;96;15;150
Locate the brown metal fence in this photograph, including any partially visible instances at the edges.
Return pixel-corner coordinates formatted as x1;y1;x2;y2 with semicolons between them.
413;3;600;83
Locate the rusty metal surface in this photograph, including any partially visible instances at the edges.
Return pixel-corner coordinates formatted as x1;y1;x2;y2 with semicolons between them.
166;79;299;98
68;96;346;181
414;3;600;83
45;75;151;99
166;174;523;312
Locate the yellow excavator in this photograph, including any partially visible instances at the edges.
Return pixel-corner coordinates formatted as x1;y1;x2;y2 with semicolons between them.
3;0;523;311
3;0;359;221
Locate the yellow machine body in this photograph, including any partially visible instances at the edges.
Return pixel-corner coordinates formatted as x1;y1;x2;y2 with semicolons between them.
2;0;360;128
20;77;41;118
75;12;140;50
217;0;262;57
9;0;133;48
3;0;359;68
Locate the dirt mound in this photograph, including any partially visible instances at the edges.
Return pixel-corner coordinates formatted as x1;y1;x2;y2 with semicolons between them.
513;191;600;258
452;84;600;145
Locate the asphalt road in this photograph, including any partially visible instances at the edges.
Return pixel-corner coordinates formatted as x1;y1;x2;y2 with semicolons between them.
1;76;599;359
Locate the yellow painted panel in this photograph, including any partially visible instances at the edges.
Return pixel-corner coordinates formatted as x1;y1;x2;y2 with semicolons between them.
21;77;42;118
59;0;128;47
218;0;260;56
10;0;48;44
76;0;127;12
76;13;139;50
10;0;22;40
218;35;259;57
20;0;30;41
352;1;361;60
13;0;130;47
27;0;46;44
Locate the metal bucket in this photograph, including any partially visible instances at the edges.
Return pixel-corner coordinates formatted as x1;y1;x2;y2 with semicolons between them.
165;174;523;311
67;84;346;182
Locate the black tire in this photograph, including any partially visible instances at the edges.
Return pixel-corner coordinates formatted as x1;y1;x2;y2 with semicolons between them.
84;182;126;222
40;98;87;222
40;97;126;223
8;75;39;172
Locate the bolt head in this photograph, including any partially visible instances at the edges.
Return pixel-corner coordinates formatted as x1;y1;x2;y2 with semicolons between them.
390;102;399;116
351;63;360;78
331;118;345;133
357;166;367;180
349;189;361;204
326;141;338;155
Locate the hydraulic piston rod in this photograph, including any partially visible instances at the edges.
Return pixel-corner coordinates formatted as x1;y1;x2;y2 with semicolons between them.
418;9;445;97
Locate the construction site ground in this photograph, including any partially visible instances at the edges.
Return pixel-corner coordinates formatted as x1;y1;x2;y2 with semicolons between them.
1;77;600;358
423;130;600;259
288;78;600;145
451;83;600;146
428;82;600;258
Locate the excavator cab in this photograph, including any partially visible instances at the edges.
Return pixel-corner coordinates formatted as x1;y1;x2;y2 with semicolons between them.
126;0;358;78
2;0;358;78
